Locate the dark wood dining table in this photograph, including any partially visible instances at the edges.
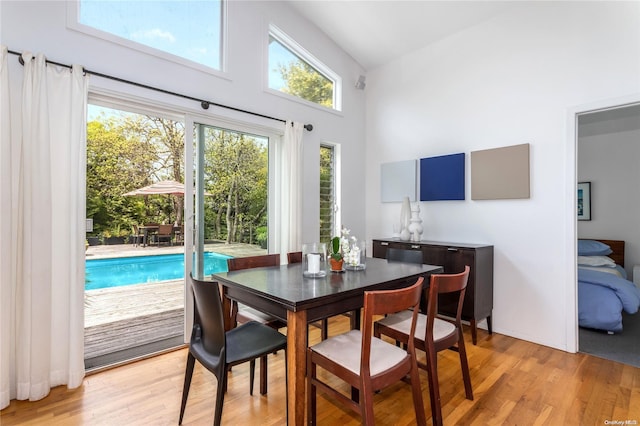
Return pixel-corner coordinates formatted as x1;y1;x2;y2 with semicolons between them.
211;257;443;426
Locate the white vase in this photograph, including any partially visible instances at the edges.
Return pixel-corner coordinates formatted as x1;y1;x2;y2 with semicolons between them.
399;196;411;240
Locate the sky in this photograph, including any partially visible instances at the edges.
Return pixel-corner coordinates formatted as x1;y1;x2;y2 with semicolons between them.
80;0;223;70
79;1;314;96
79;0;297;89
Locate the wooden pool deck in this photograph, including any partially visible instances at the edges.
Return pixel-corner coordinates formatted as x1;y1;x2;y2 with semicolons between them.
84;242;266;364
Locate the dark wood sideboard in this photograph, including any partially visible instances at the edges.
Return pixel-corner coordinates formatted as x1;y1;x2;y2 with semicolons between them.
372;239;494;344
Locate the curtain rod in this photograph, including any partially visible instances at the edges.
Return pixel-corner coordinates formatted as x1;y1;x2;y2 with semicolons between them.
7;49;313;132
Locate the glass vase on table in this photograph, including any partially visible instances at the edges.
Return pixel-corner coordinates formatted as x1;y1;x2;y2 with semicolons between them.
345;240;366;270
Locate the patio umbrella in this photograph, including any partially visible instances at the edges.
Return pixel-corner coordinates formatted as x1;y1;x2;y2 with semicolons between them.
123;180;186;196
124;180;186;224
124;180;211;224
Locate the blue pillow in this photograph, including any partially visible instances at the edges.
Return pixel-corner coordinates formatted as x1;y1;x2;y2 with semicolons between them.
578;240;612;256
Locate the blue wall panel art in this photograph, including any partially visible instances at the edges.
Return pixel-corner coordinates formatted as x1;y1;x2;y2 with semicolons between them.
420;153;465;201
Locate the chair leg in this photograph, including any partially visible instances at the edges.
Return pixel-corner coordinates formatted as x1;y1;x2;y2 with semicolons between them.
179;353;196;425
409;357;427;426
425;344;443;426
458;331;474;400
214;369;227;426
230;301;239;329
249;359;256;395
260;355;268;395
284;349;289;425
360;382;375;425
321;318;328;340
307;353;317;425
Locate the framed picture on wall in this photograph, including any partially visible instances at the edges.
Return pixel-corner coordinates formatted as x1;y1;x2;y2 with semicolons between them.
577;182;591;221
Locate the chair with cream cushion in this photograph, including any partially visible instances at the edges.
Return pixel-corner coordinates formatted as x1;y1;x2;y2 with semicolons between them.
374;266;473;426
307;277;427;425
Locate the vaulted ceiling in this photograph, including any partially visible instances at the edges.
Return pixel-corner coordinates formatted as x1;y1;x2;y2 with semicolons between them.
287;1;525;70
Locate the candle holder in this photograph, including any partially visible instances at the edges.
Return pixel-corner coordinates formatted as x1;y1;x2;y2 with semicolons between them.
302;242;327;278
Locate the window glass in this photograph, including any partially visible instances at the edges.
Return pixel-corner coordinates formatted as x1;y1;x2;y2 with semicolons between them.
77;0;223;70
268;28;339;110
320;144;336;242
197;124;269;247
85;103;186;370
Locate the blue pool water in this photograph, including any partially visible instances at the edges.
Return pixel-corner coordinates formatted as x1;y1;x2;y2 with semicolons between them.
85;252;230;290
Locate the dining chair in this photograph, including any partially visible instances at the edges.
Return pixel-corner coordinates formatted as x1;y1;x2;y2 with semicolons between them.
307;277;427;425
374;266;473;426
131;224;145;247
179;275;287;426
156;223;174;246
226;254;287;331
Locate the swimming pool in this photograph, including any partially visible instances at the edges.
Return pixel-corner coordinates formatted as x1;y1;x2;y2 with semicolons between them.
85;252;231;290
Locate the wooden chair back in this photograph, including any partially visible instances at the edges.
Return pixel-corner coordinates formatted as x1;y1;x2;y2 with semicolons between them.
287;251;302;264
225;254;284;331
425;266;470;341
227;254;280;271
158;224;174;235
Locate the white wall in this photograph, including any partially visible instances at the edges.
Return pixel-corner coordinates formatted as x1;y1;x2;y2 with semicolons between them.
0;0;367;243
578;105;640;278
365;2;640;351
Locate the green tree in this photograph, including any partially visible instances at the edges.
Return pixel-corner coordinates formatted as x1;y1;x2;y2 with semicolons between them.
278;61;333;108
86;119;152;236
120;115;185;224
86;109;185;237
203;127;267;244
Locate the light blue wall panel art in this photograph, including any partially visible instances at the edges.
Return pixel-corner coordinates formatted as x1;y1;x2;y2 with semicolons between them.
380;160;417;202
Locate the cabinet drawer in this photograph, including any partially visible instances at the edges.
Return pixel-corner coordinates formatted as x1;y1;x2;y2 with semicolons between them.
372;240;422;259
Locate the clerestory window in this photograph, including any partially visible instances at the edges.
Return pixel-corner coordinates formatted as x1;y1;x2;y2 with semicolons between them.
268;25;341;111
70;0;225;72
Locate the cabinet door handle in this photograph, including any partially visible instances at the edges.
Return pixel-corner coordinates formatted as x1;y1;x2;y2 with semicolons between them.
410;245;421;249
381;242;389;246
447;247;459;252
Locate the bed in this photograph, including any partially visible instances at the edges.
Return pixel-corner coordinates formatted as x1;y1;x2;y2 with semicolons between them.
578;239;640;333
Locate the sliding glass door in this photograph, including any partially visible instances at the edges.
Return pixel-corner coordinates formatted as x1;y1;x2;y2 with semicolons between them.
84;101;185;369
191;122;275;279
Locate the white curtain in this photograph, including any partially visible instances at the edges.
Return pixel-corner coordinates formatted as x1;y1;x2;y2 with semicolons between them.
0;48;88;409
279;121;303;258
0;45;18;410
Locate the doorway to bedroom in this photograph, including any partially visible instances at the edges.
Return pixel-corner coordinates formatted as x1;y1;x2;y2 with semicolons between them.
576;101;640;368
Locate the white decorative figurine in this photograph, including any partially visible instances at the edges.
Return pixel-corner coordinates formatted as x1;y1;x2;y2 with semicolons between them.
407;203;423;242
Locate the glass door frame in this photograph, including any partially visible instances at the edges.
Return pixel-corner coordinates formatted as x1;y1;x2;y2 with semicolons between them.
183;114;284;337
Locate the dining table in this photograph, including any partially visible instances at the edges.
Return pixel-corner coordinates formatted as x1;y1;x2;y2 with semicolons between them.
138;224;183;247
137;225;158;247
211;257;443;426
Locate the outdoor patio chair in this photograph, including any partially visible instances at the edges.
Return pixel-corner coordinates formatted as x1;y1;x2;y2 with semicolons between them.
131;225;145;247
156;224;174;246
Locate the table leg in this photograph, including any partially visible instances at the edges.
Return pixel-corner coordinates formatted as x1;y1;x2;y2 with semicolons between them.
221;287;232;332
286;309;307;426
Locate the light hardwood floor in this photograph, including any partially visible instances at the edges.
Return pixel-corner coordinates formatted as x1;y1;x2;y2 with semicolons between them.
2;316;639;425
